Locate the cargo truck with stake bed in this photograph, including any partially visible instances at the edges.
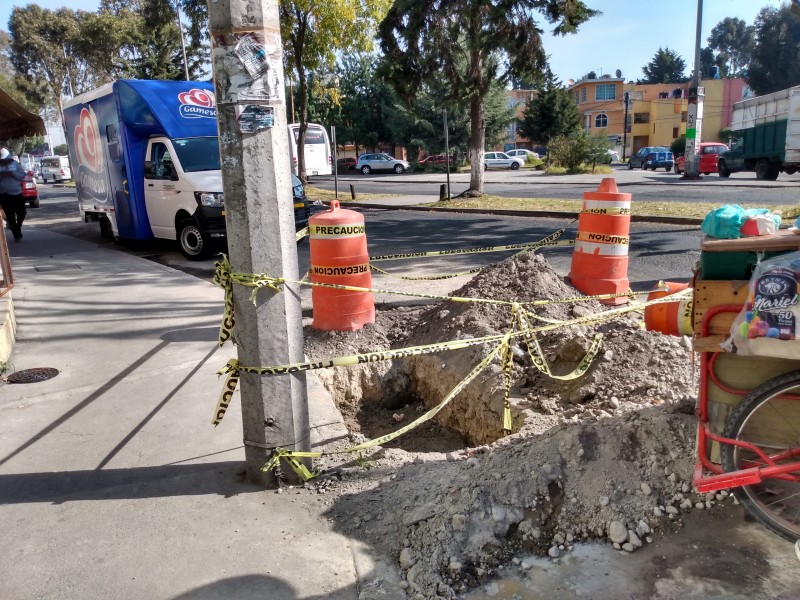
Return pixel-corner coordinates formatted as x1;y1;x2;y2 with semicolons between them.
717;86;800;180
63;79;309;260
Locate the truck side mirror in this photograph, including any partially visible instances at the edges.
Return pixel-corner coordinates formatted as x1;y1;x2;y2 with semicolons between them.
144;161;155;178
169;165;179;181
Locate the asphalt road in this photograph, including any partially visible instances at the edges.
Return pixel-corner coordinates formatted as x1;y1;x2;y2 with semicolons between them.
316;163;800;204
29;185;699;292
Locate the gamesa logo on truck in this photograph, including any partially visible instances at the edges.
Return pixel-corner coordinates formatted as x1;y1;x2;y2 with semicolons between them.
73;107;109;203
177;89;216;119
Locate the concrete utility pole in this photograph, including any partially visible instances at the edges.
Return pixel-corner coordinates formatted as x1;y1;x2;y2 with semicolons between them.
207;0;310;486
622;91;630;161
683;0;704;180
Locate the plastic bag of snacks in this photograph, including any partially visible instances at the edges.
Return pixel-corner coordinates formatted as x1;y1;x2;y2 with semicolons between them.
701;205;780;239
726;250;800;358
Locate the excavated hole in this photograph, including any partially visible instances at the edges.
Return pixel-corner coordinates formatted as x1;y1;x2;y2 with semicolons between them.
304;252;698;454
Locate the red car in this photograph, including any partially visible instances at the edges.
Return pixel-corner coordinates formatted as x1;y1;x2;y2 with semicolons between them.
21;173;39;208
673;142;728;175
336;157;356;171
419;154;453;167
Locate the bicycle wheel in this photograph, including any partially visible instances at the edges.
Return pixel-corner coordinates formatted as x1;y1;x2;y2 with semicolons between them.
721;370;800;541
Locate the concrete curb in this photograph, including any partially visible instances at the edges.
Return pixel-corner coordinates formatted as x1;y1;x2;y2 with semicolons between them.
340;201;705;226
0;293;15;365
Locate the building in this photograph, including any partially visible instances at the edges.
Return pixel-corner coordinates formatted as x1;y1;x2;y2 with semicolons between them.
503;88;537;152
505;75;747;157
567;75;626;156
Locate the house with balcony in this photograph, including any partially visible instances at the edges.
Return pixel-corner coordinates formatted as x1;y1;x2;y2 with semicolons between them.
567;75;626;155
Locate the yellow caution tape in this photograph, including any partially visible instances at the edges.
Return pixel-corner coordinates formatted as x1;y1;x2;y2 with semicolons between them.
501;339;514;434
368;227;574;262
581;207;631;216
575;231;630;245
309;223;366;237
370;263;485;281
295;226;309;242
259;340;507;480
310;263;370;277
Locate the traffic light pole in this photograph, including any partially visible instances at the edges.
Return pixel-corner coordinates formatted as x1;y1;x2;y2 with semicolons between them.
683;0;704;180
207;0;310;486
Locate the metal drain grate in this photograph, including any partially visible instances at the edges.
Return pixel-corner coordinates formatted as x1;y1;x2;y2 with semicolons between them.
7;367;60;383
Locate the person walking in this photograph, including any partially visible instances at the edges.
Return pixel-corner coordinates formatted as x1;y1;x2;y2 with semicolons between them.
0;147;28;242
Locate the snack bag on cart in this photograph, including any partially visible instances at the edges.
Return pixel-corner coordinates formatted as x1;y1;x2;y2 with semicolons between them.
726;250;800;358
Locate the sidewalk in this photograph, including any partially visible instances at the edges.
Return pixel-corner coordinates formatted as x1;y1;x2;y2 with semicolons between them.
0;227;393;599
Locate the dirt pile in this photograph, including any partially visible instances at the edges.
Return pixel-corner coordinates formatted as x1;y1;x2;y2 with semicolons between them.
324;405;728;600
300;249;708;599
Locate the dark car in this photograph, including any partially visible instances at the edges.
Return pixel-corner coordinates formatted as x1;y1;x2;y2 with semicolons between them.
292;174;310;230
21;173;40;208
336;157;356;171
628;146;674;171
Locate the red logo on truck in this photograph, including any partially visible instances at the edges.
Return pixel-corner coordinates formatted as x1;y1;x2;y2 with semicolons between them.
73;107;109;203
178;89;216;119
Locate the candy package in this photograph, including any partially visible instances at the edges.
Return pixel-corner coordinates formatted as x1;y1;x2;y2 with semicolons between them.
726;251;800;358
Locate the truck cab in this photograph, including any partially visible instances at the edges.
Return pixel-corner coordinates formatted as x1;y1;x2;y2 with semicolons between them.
143;136;225;258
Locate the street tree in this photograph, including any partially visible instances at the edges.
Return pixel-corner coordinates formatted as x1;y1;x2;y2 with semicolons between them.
639;47;687;84
378;0;597;196
707;17;754;77
748;4;800;95
585;129;611;172
279;0;392;182
518;70;582;149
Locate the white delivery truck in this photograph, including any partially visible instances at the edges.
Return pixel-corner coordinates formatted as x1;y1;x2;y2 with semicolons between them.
63;79;309;260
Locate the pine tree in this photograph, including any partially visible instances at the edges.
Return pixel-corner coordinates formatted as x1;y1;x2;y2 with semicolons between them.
518;70;582;147
639;47;687;84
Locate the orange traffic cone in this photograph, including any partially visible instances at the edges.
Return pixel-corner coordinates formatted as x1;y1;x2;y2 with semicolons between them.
568;177;631;305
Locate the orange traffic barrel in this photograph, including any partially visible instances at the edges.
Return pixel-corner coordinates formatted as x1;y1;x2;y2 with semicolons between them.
644;282;693;336
568;177;631;305
309;200;375;331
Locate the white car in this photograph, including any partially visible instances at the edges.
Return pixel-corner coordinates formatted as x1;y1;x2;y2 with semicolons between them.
506;149;539;160
355;153;410;174
606;150;620;162
483;151;524;170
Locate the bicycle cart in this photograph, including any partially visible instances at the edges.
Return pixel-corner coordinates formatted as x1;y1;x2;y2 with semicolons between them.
692;230;800;542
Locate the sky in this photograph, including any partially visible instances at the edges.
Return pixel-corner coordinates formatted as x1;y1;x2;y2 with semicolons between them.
0;0;789;83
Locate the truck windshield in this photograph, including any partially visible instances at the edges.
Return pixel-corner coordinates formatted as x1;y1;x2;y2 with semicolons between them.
171;137;220;172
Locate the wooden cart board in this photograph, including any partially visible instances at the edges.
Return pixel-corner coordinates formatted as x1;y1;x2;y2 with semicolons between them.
700;230;800;280
701;228;800;252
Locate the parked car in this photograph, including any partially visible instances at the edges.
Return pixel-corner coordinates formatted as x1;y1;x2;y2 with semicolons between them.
506;149;539;160
356;153;410;174
336;157;356;171
291;174;310;231
673;142;728;175
483;151;524;170
606;149;620;162
40;155;72;183
419;154;453;167
21;174;39;208
628;146;674;171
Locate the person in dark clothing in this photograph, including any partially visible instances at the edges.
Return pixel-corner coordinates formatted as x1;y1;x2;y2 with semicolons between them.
0;148;28;241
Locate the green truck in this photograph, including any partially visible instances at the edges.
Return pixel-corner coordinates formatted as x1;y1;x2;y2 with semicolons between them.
718;86;800;180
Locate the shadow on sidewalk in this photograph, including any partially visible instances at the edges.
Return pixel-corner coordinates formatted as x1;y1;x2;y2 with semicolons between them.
169;574;356;600
0;460;257;505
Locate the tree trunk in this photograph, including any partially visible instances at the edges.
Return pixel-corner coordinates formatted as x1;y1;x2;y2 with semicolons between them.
467;95;485;195
296;64;308;183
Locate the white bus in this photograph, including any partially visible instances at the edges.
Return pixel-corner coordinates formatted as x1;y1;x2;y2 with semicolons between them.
287;123;332;176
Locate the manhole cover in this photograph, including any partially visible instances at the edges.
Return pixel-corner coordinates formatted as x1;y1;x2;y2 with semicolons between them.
7;367;60;383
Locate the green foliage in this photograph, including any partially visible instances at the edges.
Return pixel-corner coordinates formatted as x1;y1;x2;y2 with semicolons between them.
53;143;69;155
670;137;686;157
748;4;800;95
378;0;597;194
717;128;733;144
518;69;582;147
280;0;391;181
707;17;754;77
585;129;611;172
548;131;589;174
640;47;688;84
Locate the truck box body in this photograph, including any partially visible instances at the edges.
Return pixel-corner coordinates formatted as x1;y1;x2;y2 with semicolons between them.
64;80;223;253
719;86;800;179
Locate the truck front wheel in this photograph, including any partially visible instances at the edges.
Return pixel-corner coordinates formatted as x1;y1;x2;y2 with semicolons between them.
718;160;731;178
178;219;210;260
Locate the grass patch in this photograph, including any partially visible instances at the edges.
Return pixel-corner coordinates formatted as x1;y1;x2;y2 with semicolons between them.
544;164;614;175
306;185;395;203
426;195;798;222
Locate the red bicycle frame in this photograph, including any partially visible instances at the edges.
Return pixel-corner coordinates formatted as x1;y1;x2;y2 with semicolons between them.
694;305;800;492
